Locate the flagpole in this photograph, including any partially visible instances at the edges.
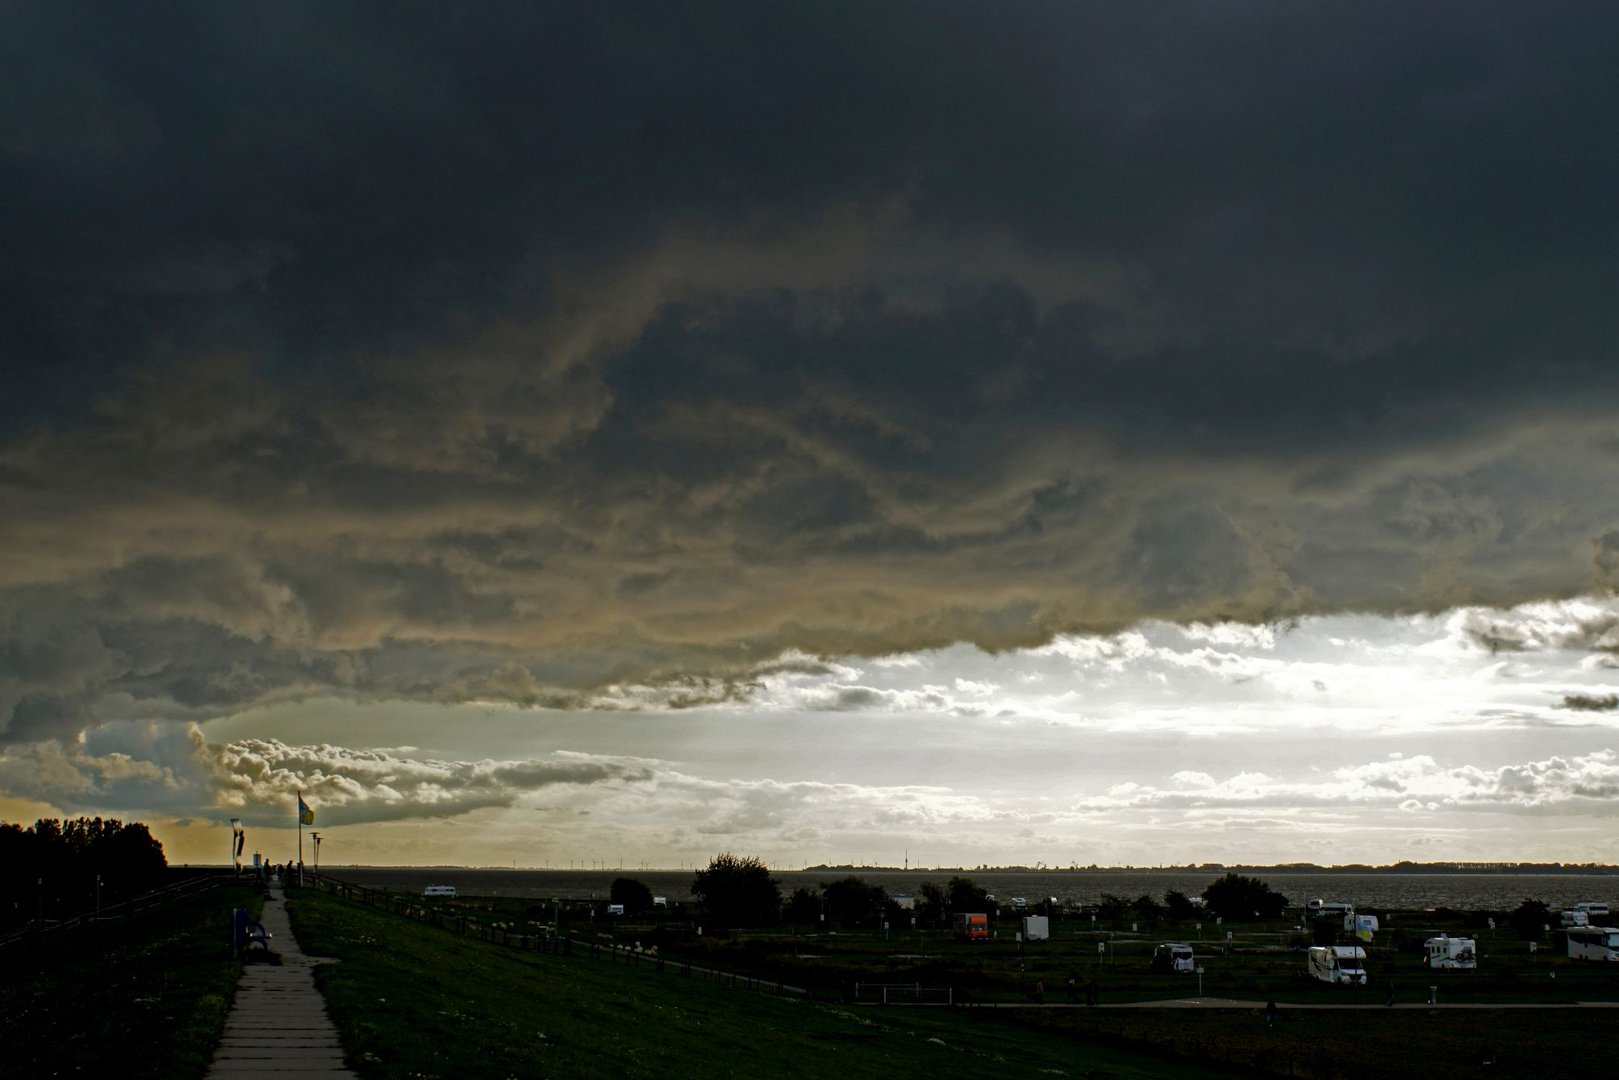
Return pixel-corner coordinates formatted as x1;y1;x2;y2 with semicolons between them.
298;791;304;886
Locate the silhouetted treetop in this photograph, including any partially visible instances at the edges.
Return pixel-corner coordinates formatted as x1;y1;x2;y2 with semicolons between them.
691;853;780;928
1200;872;1287;922
0;817;167;930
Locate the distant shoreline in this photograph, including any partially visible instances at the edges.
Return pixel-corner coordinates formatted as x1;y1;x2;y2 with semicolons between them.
273;865;1619;907
266;861;1619;875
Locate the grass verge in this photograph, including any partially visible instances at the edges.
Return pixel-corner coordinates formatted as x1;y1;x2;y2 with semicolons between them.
0;878;259;1079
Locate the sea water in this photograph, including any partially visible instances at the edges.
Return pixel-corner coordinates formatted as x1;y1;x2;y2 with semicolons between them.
322;866;1617;910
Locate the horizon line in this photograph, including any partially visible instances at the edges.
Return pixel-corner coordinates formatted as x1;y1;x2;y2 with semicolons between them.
197;860;1619;874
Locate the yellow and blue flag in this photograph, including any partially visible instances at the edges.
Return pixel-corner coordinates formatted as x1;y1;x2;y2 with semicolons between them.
298;793;315;826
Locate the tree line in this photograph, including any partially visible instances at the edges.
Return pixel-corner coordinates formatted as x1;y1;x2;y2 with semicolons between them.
0;817;168;930
654;860;1573;948
606;854;1295;930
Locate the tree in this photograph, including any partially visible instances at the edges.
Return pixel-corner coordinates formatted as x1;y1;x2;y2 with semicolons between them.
1094;893;1132;927
1132;894;1165;930
821;876;887;928
1163;889;1198;923
691;853;780;928
1508;898;1551;942
783;885;822;924
1200;873;1287;922
609;876;654;915
946;876;990;914
0;817;168;930
914;881;948;926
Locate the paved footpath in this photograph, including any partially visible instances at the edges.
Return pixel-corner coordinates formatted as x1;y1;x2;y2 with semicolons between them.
208;884;357;1079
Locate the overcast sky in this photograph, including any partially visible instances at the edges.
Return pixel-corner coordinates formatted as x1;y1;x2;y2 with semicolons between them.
4;3;1619;869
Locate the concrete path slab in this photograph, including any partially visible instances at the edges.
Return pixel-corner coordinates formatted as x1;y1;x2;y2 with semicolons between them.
208;883;357;1079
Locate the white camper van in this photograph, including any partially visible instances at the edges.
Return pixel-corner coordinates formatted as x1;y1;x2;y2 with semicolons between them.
422;884;458;898
1150;942;1196;974
1424;935;1477;969
1563;902;1610;927
1307;945;1368;984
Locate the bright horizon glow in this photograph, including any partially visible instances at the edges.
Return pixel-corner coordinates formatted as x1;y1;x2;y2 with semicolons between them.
15;597;1619;871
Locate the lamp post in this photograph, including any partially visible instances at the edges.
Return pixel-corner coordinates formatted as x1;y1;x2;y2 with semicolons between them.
310;832;322;877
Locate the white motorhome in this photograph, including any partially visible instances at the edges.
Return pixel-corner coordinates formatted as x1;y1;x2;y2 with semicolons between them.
1306;899;1354;919
1566;926;1619;962
1424;935;1477;969
1345;913;1379;940
422;884;458;898
1021;915;1050;941
1307;944;1368;984
1564;902;1610;927
1150;942;1196;974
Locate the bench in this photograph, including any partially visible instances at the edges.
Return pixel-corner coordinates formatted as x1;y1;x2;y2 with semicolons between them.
232;906;273;952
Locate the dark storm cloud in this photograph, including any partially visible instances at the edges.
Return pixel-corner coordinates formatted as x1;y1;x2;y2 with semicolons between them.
6;2;1619;739
1561;694;1619;713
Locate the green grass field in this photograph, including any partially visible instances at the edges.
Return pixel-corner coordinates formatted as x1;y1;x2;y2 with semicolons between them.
433;892;1619;1008
379;891;1619;1078
286;887;1246;1078
0;878;261;1080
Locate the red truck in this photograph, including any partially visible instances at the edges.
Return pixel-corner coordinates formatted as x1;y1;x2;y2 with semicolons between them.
954;912;989;941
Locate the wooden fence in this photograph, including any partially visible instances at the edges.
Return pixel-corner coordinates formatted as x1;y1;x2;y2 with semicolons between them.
0;874;226;950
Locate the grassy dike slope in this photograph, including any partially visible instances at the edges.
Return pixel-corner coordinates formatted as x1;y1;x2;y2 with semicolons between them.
286;889;1242;1079
0;879;261;1079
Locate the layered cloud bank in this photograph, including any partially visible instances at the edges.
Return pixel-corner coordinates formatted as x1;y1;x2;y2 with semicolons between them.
4;603;1619;865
